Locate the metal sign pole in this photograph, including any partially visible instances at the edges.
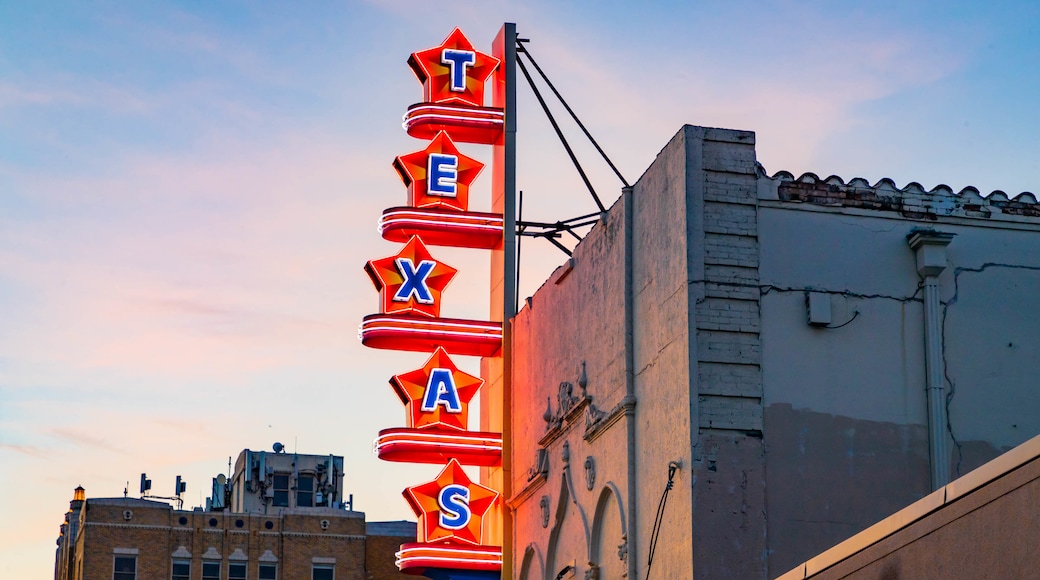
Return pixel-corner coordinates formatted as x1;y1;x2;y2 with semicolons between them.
490;21;517;580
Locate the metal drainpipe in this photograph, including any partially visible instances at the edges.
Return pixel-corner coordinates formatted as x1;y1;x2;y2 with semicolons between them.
623;185;638;580
907;229;956;490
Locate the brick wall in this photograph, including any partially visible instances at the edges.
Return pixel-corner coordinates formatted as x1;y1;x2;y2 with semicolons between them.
684;127;768;579
58;498;412;580
694;130;763;437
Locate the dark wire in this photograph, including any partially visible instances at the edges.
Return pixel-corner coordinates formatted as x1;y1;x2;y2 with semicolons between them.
825;309;860;329
516;41;631;189
516;189;523;315
646;461;680;579
515;50;607;213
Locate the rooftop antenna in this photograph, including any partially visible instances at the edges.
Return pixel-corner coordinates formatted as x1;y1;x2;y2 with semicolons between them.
139;473;152;498
174;475;186;510
226;456;233;509
137;471;186;509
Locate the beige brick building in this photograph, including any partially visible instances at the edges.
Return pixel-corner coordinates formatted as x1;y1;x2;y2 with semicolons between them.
55;449;417;580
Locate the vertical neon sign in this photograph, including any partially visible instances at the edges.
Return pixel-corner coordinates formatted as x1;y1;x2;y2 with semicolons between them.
361;27;509;578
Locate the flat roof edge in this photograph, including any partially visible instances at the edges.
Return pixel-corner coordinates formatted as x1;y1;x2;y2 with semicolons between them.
775;431;1040;579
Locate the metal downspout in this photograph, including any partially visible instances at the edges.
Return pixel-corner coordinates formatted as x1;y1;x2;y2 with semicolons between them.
623;185;638;580
907;229;955;490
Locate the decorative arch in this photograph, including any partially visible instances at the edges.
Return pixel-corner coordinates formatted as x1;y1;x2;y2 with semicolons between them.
589;482;628;577
518;543;545;580
544;465;590;580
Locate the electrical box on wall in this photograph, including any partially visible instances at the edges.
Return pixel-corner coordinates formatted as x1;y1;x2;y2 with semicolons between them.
807;292;832;326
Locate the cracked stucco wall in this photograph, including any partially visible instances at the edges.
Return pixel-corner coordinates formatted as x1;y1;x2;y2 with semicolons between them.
759;203;1040;576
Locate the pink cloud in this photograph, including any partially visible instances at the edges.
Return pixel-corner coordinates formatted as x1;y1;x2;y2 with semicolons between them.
0;443;49;459
49;428;129;455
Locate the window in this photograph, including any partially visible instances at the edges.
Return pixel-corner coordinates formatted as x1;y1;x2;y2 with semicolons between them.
228;562;246;579
296;475;314;507
312;564;334;580
272;474;290;507
113;556;136;580
259;563;277;580
202;561;221;580
172;560;190;580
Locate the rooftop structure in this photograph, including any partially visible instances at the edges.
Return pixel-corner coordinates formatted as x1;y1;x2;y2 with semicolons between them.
228;447;348;514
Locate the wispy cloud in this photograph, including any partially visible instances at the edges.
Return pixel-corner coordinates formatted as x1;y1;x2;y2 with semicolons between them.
49;428;129;455
0;77;158;115
0;84;85;108
0;442;49;459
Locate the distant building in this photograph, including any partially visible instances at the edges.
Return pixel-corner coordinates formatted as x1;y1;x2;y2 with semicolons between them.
227;448;347;514
54;446;417;580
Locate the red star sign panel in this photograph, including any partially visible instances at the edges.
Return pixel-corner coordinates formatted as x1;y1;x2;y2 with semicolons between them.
403;458;499;545
393;131;484;212
364;235;457;318
391;347;483;431
408;27;500;107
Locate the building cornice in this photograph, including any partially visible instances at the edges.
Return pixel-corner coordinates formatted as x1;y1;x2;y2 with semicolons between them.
759;199;1040;232
84;522;171;532
281;532;365;540
583;395;635;443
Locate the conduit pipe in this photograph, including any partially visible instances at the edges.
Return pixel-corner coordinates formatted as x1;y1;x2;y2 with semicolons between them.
907;229;955;490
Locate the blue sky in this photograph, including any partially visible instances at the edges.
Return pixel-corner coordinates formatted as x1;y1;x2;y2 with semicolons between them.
2;1;1039;576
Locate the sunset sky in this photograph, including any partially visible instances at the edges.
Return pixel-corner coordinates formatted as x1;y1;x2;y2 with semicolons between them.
3;1;1039;576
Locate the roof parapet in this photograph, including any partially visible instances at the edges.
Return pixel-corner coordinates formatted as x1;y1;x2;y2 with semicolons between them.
757;165;1040;221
